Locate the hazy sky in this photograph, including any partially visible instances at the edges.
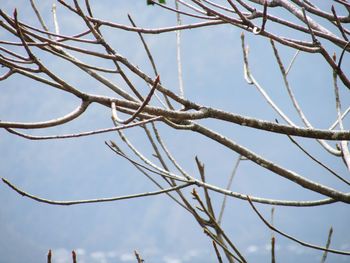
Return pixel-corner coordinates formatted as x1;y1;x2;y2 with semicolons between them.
1;1;349;263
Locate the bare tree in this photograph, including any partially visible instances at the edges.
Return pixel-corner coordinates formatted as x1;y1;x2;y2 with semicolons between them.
1;0;350;262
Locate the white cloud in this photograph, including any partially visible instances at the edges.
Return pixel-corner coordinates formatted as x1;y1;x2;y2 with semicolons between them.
163;255;182;263
287;244;305;255
142;247;160;257
75;248;86;256
90;251;107;263
246;245;259;254
106;251;118;258
183;249;201;261
120;253;135;262
52;248;71;263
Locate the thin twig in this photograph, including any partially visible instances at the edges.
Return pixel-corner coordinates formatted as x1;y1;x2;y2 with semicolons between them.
285;50;300;75
108;140;190;211
213;241;224;263
288;135;350;185
109;137;342;207
0;100;90;129
301;8;319;44
227;0;254;28
320;227;333;263
194;156;238;262
47;250;52;263
192;189;247;263
29;0;51;37
175;0;185;98
109;133;189;182
331;6;348;42
203;227;243;263
195;160;236;263
51;3;60;39
261;0;268;32
6;116;161;140
335;0;350;9
337;42;350;71
195;156;216;219
117;75;160;125
329;106;350;130
333;59;350;170
95;143;342;206
72;251;77;263
192;123;350;203
270;39;340;155
139;123;198;214
153;0;214;19
271;236;276;263
246;196;350;255
151;122;192;180
127;14;173;109
1;177;192;206
142;124;171;172
88;17;225;33
241;33;296;126
271;207;276;263
134;250;144;263
218;155;242;225
252;0;268;34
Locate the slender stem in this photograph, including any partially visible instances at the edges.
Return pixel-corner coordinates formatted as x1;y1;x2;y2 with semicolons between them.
191;123;350;203
218;155;242;225
271;207;276;263
47;250;52;263
288;136;350;185
212;241;224;263
1;177;192;206
247;196;350;255
320;227;333;263
333;65;350;170
175;0;185;98
0;100;90;129
270;39;340;155
6;117;161;140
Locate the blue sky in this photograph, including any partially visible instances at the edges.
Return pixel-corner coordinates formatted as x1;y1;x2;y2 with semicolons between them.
0;1;350;262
